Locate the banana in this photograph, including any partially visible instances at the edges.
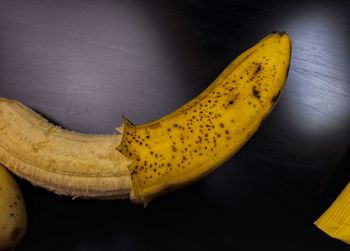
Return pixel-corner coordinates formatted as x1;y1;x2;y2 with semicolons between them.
0;164;27;251
0;98;132;199
118;32;291;203
0;32;291;203
315;182;350;244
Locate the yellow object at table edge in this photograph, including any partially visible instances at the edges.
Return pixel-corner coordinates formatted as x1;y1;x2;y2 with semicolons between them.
315;182;350;245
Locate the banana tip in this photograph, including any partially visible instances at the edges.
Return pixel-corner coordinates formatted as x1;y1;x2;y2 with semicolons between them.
271;31;288;36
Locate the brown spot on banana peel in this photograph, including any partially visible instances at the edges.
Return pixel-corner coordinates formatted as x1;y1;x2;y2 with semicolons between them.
271;90;281;104
118;32;291;204
252;86;261;99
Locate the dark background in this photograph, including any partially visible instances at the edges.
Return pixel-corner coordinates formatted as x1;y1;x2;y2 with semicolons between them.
0;0;350;250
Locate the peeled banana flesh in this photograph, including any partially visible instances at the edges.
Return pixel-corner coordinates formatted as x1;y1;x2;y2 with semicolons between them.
0;98;132;199
0;32;291;203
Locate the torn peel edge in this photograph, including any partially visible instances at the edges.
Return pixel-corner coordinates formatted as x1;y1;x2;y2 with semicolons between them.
115;117;142;202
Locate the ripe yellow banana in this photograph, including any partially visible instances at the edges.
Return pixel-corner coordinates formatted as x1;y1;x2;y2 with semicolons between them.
0;32;291;204
0;164;27;251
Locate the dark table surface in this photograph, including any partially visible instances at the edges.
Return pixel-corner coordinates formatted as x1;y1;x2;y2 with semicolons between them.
1;0;350;250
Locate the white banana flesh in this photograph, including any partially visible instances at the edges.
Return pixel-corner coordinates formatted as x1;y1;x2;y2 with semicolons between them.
0;98;132;199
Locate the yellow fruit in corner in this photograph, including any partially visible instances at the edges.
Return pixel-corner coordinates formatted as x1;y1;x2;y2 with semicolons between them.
315;182;350;245
0;32;291;204
0;165;27;251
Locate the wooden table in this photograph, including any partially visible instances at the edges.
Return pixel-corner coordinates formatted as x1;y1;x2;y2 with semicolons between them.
0;0;349;250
